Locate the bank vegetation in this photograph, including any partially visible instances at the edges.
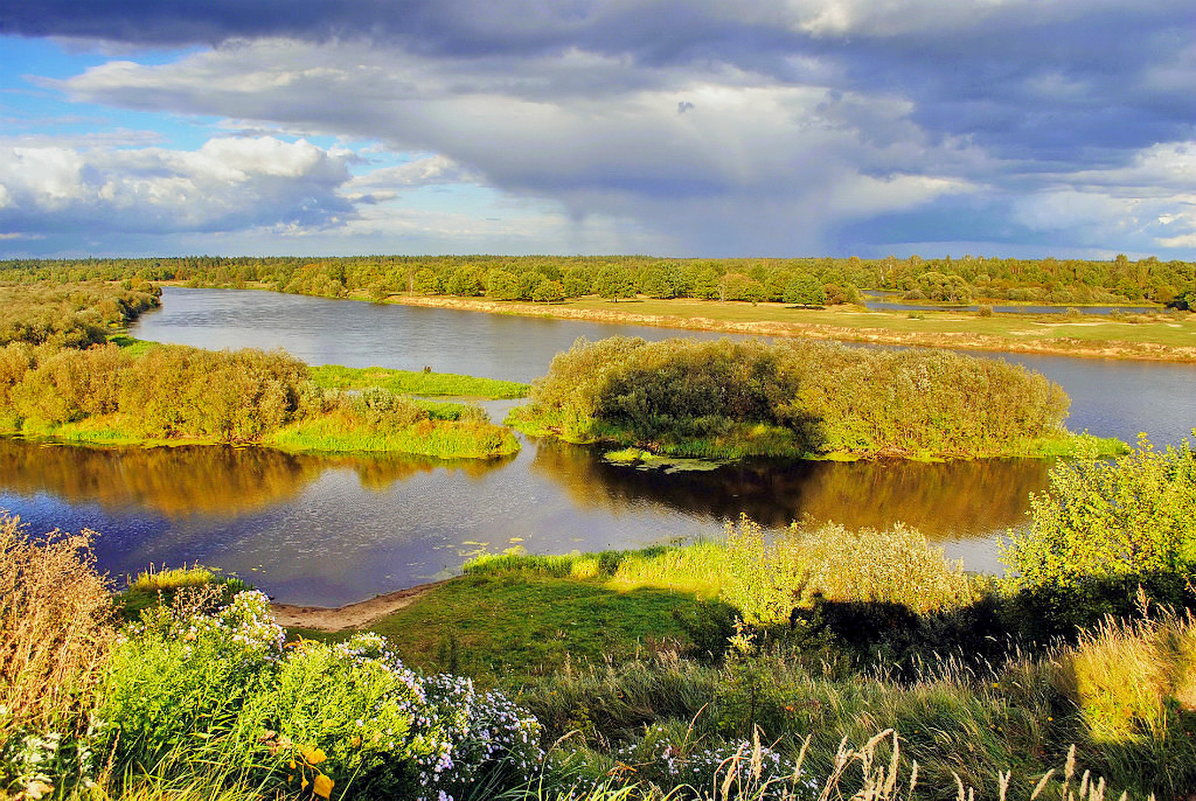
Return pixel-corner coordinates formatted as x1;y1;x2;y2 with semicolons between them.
510;337;1118;461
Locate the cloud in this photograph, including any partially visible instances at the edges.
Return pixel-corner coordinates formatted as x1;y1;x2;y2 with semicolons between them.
50;39;984;253
5;0;1196;256
0;136;354;235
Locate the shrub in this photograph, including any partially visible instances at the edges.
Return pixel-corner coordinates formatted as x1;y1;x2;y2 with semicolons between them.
1001;436;1196;603
721;517;974;626
516;337;1071;460
96;589;285;767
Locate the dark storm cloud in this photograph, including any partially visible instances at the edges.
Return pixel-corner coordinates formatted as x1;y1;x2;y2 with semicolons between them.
11;1;1191;162
6;0;1196;255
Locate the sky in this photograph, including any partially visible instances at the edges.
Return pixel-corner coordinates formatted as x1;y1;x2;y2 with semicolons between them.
0;1;1194;259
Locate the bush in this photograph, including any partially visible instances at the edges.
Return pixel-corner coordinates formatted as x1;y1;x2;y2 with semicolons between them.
720;517;975;627
96;589;285;767
97;592;542;801
515;337;1071;460
1002;436;1196;602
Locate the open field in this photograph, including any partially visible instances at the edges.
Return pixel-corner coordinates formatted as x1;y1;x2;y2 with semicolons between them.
377;292;1196;362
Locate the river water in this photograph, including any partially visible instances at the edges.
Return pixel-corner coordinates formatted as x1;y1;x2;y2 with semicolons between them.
1;287;1193;606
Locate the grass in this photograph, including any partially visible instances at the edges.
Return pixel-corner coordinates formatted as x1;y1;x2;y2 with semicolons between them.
349;572;718;684
0;515;114;743
108;334;162;357
128;565;216;593
266;412;519;459
1066;610;1196;744
388;294;1196;362
309;363;529;399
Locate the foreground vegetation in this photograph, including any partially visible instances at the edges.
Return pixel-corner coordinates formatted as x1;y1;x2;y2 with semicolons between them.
511;337;1121;461
4;438;1195;800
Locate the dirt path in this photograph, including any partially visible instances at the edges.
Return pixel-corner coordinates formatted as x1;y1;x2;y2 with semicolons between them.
271;580;441;632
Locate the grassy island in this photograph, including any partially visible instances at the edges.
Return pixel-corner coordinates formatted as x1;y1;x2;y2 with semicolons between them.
509;336;1124;462
0;340;519;460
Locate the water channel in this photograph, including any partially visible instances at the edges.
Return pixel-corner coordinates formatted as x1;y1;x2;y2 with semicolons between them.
1;287;1193;606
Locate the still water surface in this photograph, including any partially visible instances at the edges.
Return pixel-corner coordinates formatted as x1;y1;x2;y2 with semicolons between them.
2;287;1193;605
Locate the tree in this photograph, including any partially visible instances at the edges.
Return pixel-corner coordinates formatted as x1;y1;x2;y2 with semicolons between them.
485;269;522;301
593;266;636;302
783;274;826;307
1002;436;1196;592
531;278;565;304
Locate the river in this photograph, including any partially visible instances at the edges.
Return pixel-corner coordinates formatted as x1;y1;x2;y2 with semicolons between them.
1;287;1192;606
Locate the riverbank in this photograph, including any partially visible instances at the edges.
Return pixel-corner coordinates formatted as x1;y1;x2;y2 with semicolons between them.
0;339;522;460
380;292;1196;362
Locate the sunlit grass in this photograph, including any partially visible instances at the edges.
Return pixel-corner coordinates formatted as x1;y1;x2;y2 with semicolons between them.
128;565;216;593
267;411;519;459
309;363;529;399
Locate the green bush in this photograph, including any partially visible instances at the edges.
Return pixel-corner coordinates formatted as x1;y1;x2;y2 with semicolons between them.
515;337;1073;460
95;591;542;801
1001;436;1196;628
96;591;284;765
721;517;975;626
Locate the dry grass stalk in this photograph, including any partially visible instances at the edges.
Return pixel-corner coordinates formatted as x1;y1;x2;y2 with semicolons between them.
0;513;114;741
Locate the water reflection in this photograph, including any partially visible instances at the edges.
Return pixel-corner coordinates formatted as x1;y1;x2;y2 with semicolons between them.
0;432;1048;602
0;439;320;517
531;440;1050;539
0;439;511;518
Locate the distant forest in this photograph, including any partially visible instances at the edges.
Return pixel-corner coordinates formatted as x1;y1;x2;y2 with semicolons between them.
3;253;1195;308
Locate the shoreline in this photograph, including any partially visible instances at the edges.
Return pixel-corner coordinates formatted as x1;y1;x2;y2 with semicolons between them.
379;293;1196;363
271;580;443;631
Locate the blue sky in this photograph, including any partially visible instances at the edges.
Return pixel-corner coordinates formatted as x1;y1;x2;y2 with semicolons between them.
1;1;1194;259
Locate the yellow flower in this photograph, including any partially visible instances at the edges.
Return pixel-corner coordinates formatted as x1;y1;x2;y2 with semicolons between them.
301;746;327;765
313;773;335;799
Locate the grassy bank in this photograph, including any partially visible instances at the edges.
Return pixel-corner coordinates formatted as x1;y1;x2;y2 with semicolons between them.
384;293;1196;363
1;338;522;460
266;411;519;458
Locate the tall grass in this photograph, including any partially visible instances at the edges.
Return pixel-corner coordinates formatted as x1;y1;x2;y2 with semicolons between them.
0;514;114;742
128;565;216;593
1063;608;1196;744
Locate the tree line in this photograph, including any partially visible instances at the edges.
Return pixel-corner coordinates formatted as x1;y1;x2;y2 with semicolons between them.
4;252;1195;307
